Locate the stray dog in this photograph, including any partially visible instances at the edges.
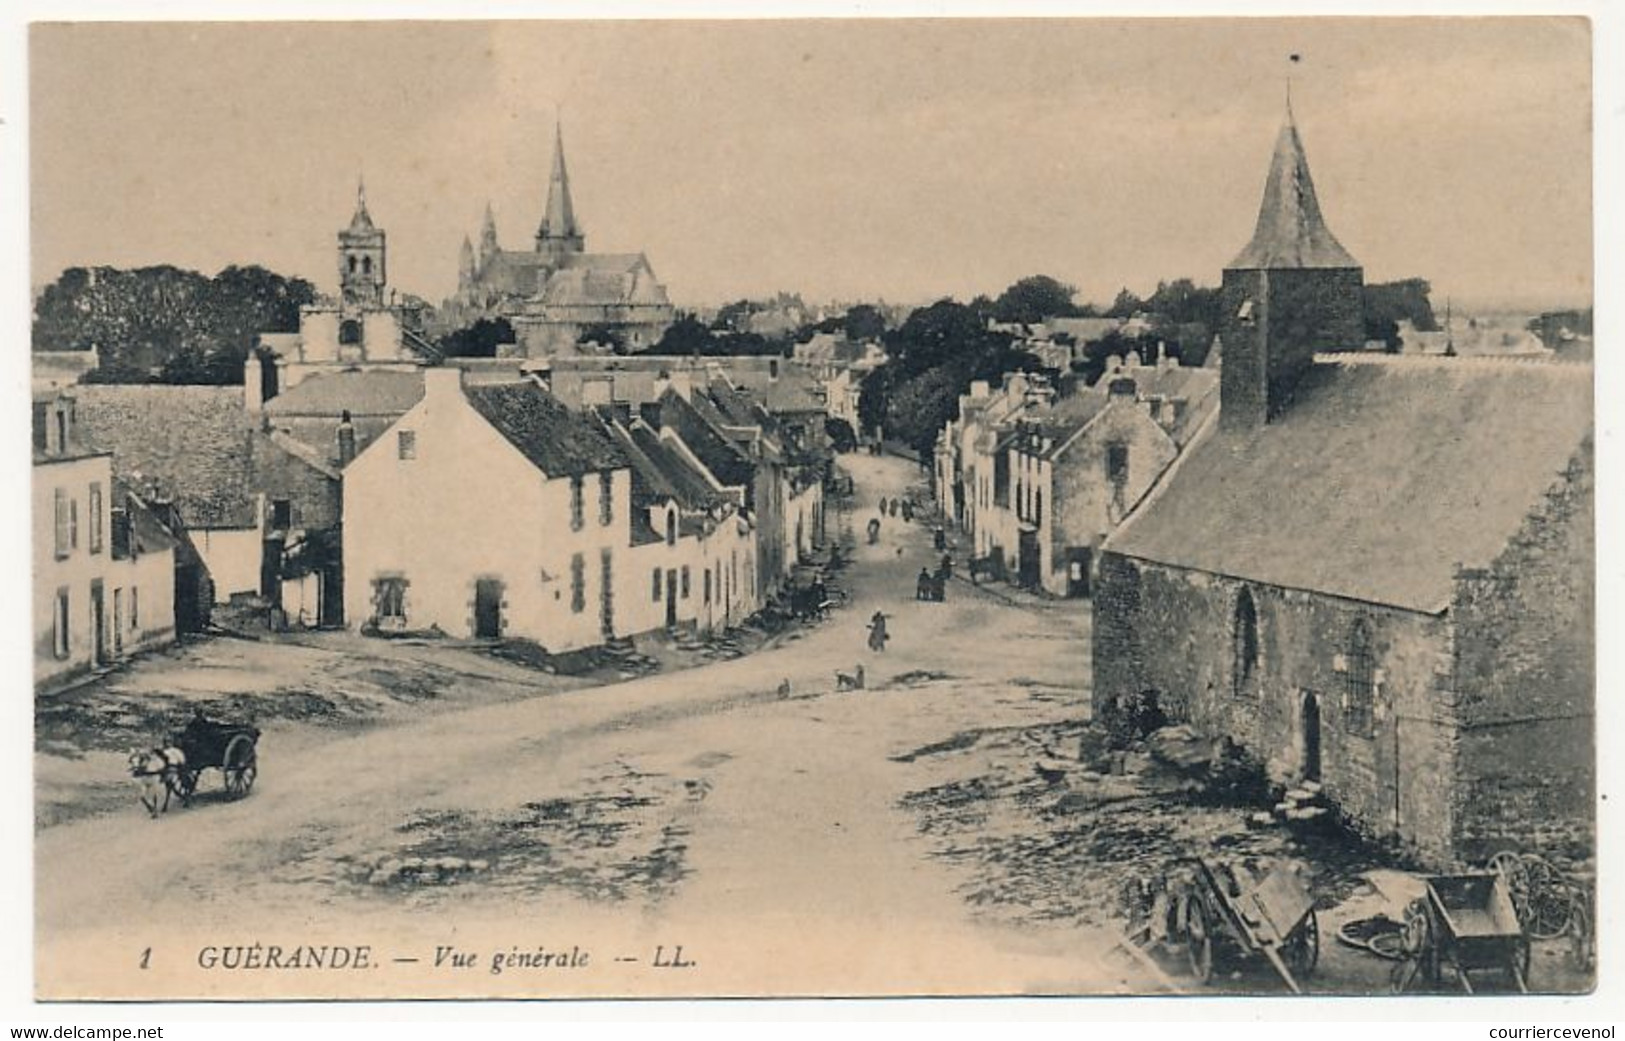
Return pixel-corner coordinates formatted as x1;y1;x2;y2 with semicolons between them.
128;747;187;818
835;664;866;691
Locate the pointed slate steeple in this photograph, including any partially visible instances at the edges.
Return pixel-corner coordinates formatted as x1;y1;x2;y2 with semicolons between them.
536;120;584;255
348;176;376;233
1228;100;1359;271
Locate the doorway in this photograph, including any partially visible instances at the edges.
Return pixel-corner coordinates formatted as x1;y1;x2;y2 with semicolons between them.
89;580;105;667
1065;547;1092;598
1018;529;1041;589
1301;690;1323;782
112;588;124;658
474;578;504;639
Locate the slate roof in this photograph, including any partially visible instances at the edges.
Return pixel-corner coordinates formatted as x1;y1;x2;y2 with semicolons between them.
71;386;263;529
266;370;425;417
628;424;724;510
1106;357;1593;613
464;381;630;478
1228;111;1360;271
654;390;756;489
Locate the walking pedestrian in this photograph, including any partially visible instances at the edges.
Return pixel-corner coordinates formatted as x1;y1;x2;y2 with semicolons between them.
867;611;889;652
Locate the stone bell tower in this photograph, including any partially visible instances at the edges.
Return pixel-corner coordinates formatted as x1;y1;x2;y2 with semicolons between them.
338;177;387;308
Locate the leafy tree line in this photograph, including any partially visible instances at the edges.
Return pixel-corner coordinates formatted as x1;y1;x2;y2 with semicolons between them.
33;264;316;384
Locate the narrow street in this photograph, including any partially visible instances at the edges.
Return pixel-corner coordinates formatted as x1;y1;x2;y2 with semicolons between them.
36;453;1147;999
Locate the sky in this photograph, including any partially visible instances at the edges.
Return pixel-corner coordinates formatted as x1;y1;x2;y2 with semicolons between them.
29;17;1593;312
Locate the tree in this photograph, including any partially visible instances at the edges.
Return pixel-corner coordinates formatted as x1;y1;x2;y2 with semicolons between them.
993;275;1080;325
653;315;716;355
841;303;887;342
1105;287;1144;318
33;263;316;384
576;323;627;354
437;317;516;358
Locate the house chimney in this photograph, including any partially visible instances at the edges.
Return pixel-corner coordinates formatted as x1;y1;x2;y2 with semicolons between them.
970;379;991;398
424;365;464;401
336;409;357;466
244;353;264;414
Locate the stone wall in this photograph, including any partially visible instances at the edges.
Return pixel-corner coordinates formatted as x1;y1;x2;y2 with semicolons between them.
1219;266;1363;430
1448;440;1595;857
1093;550;1463;861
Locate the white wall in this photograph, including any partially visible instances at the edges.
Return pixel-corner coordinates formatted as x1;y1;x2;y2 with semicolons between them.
343;376;635;653
194;525;264;603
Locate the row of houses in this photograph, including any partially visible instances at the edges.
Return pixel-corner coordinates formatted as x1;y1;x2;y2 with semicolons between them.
933;352;1218;597
342;364;825;650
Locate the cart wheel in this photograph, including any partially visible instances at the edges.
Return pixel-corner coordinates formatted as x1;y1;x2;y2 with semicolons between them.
1519;856;1572;940
1567;892;1595;974
222;735;257;799
1488;850;1531;921
1400;897;1438;988
168;769;197;808
1186;897;1214;985
1284;909;1320;979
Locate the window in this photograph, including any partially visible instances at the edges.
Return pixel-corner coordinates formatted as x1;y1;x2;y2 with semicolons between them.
652;568;662;602
1344;619;1376;736
89;482;103;554
1034;489;1043;527
1107;443;1130;487
130;587;140;630
348;256;358;273
397;430;416;460
271;498;292;530
54;489;69;559
339;319;363;346
599;473;613;526
1233;588;1258;698
680;566;691;599
704;568;712;604
570;552;586;613
570;476;585;532
362;256;372;275
53;588;69;659
69;497;79;550
375;577;407;620
665;509;677;547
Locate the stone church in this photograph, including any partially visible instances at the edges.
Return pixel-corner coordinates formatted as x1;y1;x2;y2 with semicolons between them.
439;124;677;356
1091;100;1594;867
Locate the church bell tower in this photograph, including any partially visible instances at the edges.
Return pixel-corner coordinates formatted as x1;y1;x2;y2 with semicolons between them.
338;177;387;308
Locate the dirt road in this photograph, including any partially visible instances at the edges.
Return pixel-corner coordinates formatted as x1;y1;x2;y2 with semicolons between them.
37;453;1149;999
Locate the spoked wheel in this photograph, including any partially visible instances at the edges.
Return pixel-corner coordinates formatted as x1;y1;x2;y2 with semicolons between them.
1488;850;1530;916
222;735;257;799
1283;909;1320;980
1391;897;1435;994
168;768;198;808
1519;855;1572;940
1185;896;1215;985
1567;891;1595;974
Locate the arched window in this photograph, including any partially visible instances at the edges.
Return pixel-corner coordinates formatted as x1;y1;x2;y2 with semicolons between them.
1233;588;1258;698
666;508;677;547
348;256;358;273
362;255;372;275
1344;618;1375;735
339;319;362;346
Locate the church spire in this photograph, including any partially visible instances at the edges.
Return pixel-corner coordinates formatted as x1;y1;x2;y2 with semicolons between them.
349;174;375;232
536;119;584;254
1227;95;1358;271
478;200;500;267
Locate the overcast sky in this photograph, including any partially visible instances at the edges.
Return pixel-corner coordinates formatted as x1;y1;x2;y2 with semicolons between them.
29;18;1591;311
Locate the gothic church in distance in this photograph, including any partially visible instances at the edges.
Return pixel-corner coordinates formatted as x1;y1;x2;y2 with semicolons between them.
438;123;677;356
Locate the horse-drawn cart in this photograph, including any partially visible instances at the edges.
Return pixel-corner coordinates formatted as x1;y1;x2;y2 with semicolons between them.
1391;872;1529;994
169;712;260;804
1172;857;1320;993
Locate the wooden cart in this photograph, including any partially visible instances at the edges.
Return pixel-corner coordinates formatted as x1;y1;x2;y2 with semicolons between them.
1173;857;1320;994
168;713;260;805
1391;872;1529;994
